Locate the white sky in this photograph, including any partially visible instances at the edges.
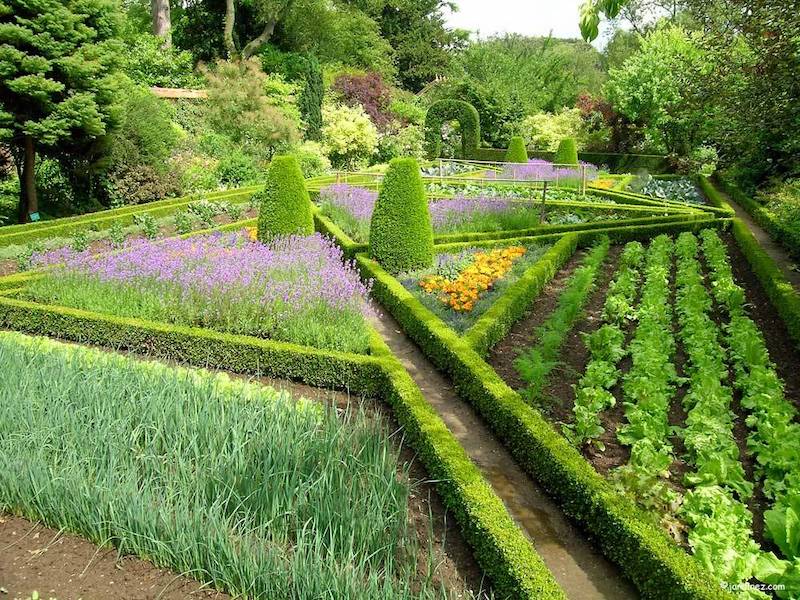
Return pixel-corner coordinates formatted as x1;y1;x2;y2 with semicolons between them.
443;0;615;48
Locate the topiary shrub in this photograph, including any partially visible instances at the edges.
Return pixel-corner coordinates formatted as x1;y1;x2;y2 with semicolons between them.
504;136;529;163
256;155;313;241
554;138;579;165
369;157;433;273
424;100;480;159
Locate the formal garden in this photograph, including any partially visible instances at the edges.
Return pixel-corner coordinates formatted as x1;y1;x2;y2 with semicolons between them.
2;1;800;599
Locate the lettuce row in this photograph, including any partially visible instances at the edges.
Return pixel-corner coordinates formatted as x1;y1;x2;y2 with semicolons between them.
673;232;761;591
567;241;645;447
613;235;680;504
700;229;800;597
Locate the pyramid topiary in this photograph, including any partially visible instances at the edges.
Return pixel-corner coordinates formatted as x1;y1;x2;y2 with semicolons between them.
554;138;579;165
256;155;314;241
504;136;529;163
369;157;433;273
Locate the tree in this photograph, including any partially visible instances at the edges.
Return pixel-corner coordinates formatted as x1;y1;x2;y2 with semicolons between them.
0;0;123;222
151;0;172;47
223;0;294;59
604;26;709;154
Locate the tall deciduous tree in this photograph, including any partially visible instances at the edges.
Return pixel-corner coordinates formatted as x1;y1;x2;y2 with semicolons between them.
151;0;172;47
224;0;293;59
0;0;123;222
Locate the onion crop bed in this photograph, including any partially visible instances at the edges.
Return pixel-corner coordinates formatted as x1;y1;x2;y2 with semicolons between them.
488;229;800;597
0;332;454;600
317;184;648;244
23;231;374;353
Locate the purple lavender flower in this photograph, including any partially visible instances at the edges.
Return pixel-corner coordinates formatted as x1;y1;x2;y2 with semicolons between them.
318;184;377;222
489;159;599;183
428;197;514;228
32;231;374;331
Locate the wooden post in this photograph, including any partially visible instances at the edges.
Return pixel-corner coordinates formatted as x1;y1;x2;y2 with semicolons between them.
540;180;548;223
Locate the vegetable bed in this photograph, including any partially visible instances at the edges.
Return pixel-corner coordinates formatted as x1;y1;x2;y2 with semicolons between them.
487;229;800;598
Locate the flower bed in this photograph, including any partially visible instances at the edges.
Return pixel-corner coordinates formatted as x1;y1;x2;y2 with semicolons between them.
26;231;373;353
398;243;550;332
491;159;599;184
318;184;636;244
628;176;707;205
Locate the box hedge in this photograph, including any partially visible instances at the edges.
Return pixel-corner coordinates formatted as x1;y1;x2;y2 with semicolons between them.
554;138;579;165
257;155;314;241
504;136;529;163
369;157;434;273
424;99;481;159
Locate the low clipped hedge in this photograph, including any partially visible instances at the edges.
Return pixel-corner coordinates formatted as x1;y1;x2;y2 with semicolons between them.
369;158;434;273
505;136;528;163
257;156;314;240
0;295;382;393
424;100;481;159
356;219;740;600
0;187;260;248
554;138;579;165
731;218;800;348
715;175;800;261
0;293;566;599
697;176;734;212
464;234;580;356
369;335;566;599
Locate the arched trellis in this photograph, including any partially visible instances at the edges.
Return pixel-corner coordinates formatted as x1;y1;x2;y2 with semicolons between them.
424;100;481;159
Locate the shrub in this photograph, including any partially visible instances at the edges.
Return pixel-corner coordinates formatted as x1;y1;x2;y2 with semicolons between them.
424;100;481;159
299;56;324;140
121;34;202;88
321;103;379;169
213;150;261;188
505;136;529;163
332;72;393;131
369;157;433;273
289;141;331;178
108;163;182;205
256;156;314;241
201;59;300;160
376;125;426;163
523;108;584;151
554;138;579;165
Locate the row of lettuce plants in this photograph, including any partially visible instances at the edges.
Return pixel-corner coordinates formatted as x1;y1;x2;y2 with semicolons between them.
567;241;645;447
673;232;761;592
700;229;800;595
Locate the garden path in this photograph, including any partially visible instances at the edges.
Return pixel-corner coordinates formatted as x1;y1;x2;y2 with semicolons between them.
720;188;800;292
370;310;639;600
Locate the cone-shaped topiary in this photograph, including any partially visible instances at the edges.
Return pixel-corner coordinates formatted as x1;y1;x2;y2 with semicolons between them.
554;138;579;165
256;155;314;241
369;157;433;273
504;136;529;163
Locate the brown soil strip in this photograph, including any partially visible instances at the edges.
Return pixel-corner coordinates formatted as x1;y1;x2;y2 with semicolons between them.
487;248;587;393
538;246;622;426
0;514;228;600
371;311;639;600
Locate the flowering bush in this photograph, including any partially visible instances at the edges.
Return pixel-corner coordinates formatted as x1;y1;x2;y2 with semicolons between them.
28;232;373;353
419;246;527;312
321;103;379;169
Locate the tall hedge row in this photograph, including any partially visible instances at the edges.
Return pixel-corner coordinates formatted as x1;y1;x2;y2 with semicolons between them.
369;158;433;273
256;155;314;241
424;100;481;159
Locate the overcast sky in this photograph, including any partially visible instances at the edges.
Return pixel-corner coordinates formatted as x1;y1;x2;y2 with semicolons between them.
443;0;615;48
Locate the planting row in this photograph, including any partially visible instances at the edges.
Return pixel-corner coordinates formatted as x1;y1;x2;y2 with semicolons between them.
492;229;800;596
